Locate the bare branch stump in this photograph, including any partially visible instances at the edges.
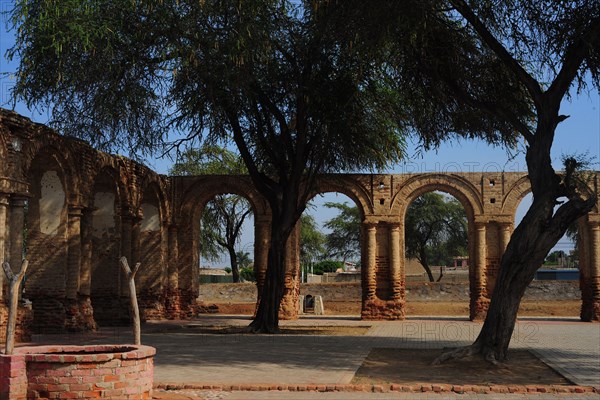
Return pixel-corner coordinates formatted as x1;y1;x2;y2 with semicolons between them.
3;259;29;355
119;257;141;345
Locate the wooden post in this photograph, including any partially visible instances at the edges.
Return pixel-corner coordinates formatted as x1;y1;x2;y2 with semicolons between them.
2;259;28;355
119;257;141;345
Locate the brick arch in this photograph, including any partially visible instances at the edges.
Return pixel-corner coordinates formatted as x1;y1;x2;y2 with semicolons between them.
501;175;532;217
23;143;78;199
178;175;269;220
138;175;170;223
87;165;123;210
310;175;373;217
391;174;483;220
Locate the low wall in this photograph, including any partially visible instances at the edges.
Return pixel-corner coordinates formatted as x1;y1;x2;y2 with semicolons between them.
197;281;582;303
0;304;33;344
0;344;155;399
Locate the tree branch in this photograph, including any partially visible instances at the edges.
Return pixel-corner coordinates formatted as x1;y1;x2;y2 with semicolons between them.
449;0;544;109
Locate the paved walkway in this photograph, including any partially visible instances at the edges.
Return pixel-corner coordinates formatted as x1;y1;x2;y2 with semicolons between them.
23;315;600;399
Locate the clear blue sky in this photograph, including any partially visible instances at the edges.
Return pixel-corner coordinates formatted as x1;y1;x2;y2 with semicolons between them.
1;11;598;265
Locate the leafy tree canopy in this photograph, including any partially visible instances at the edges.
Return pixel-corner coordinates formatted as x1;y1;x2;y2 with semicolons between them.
405;192;467;282
7;0;418;332
323;202;361;262
299;213;325;266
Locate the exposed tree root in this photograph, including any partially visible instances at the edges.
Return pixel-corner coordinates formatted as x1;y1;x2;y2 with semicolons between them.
248;321;280;334
432;343;503;366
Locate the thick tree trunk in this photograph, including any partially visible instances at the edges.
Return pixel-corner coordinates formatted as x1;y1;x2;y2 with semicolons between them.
435;121;596;364
249;234;287;333
227;245;240;283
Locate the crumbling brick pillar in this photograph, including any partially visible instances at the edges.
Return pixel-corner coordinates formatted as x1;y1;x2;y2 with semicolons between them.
470;221;489;320
361;222;379;319
165;225;180;318
8;196;26;274
65;205;83;331
0;194;8;301
280;221;300;320
363;222;377;301
66;206;82;299
581;219;600;321
389;223;406;310
76;208;96;329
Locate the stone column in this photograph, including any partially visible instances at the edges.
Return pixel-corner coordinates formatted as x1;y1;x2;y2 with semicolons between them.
77;207;97;330
281;221;301;319
388;222;402;300
470;221;489;320
499;222;512;257
583;221;600;321
8;196;27;273
364;222;377;301
0;195;9;301
165;225;180;318
79;209;93;297
66;206;83;300
167;225;179;292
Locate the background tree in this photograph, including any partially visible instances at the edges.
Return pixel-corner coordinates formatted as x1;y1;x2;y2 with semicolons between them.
323;202;361;263
405;193;467;282
170;145;252;282
236;251;256;282
8;0;408;332
312;260;343;275
324;0;598;362
299;214;326;267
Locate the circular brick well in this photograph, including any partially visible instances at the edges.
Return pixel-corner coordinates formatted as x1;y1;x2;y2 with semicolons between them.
1;344;155;399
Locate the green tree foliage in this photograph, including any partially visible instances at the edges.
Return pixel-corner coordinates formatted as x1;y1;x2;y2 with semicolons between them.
405;193;467;282
312;260;343;275
169;145;252;282
236;251;256;282
299;214;325;266
545;250;565;265
323;202;361;262
8;0;410;332
324;0;599;361
240;266;256;282
236;251;252;269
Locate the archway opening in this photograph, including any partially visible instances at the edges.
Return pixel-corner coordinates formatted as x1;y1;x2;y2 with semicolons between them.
300;192;364;316
196;192;255;315
404;190;470;317
513;193;580;317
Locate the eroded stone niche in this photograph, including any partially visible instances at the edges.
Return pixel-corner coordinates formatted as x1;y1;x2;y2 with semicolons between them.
39;171;65;236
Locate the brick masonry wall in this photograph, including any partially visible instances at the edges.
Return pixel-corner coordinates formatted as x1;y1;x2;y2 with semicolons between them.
197;281;582;304
0;345;155;400
0;305;33;344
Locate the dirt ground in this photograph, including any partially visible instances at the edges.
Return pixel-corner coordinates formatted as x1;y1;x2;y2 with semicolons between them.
352;348;571;386
207;300;581;317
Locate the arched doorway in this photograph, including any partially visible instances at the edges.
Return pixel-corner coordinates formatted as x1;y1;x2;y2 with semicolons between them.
403;191;470;317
